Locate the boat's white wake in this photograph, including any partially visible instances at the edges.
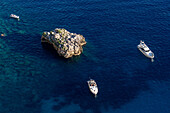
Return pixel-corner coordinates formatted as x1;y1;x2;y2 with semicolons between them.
151;58;154;62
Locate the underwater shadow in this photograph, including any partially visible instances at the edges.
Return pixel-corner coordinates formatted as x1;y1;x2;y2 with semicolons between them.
48;68;150;113
41;42;82;63
3;33;82;63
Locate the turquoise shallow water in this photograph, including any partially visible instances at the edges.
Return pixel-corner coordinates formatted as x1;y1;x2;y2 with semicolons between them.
0;0;170;113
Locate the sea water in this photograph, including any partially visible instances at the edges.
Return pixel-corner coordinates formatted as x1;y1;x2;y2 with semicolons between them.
0;0;169;113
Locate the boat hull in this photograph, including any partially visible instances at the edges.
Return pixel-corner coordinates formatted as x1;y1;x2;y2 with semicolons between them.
10;14;19;19
87;80;98;96
137;45;154;59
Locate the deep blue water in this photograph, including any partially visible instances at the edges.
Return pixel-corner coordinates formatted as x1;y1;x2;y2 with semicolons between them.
0;0;170;113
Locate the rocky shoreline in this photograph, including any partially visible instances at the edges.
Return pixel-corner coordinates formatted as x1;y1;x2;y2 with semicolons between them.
41;28;86;58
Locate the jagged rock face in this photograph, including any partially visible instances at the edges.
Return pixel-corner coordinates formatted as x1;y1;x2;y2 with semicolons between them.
41;28;86;58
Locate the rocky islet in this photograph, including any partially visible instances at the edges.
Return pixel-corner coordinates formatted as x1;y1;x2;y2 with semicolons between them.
41;28;86;58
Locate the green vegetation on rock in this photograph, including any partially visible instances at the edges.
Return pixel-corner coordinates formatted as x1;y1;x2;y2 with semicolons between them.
57;29;62;33
42;32;46;36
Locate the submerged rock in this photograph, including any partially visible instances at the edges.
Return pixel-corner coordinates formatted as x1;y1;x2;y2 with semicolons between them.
41;28;86;58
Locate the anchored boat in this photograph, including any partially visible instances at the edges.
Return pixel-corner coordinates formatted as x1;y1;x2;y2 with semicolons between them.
1;33;5;37
87;79;98;97
137;40;154;60
10;14;19;19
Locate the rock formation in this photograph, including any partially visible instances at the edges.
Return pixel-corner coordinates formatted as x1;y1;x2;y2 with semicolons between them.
41;28;86;58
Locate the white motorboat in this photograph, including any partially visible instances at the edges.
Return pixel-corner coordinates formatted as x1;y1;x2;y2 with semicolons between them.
10;14;19;19
1;33;6;37
87;79;98;97
137;40;154;59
